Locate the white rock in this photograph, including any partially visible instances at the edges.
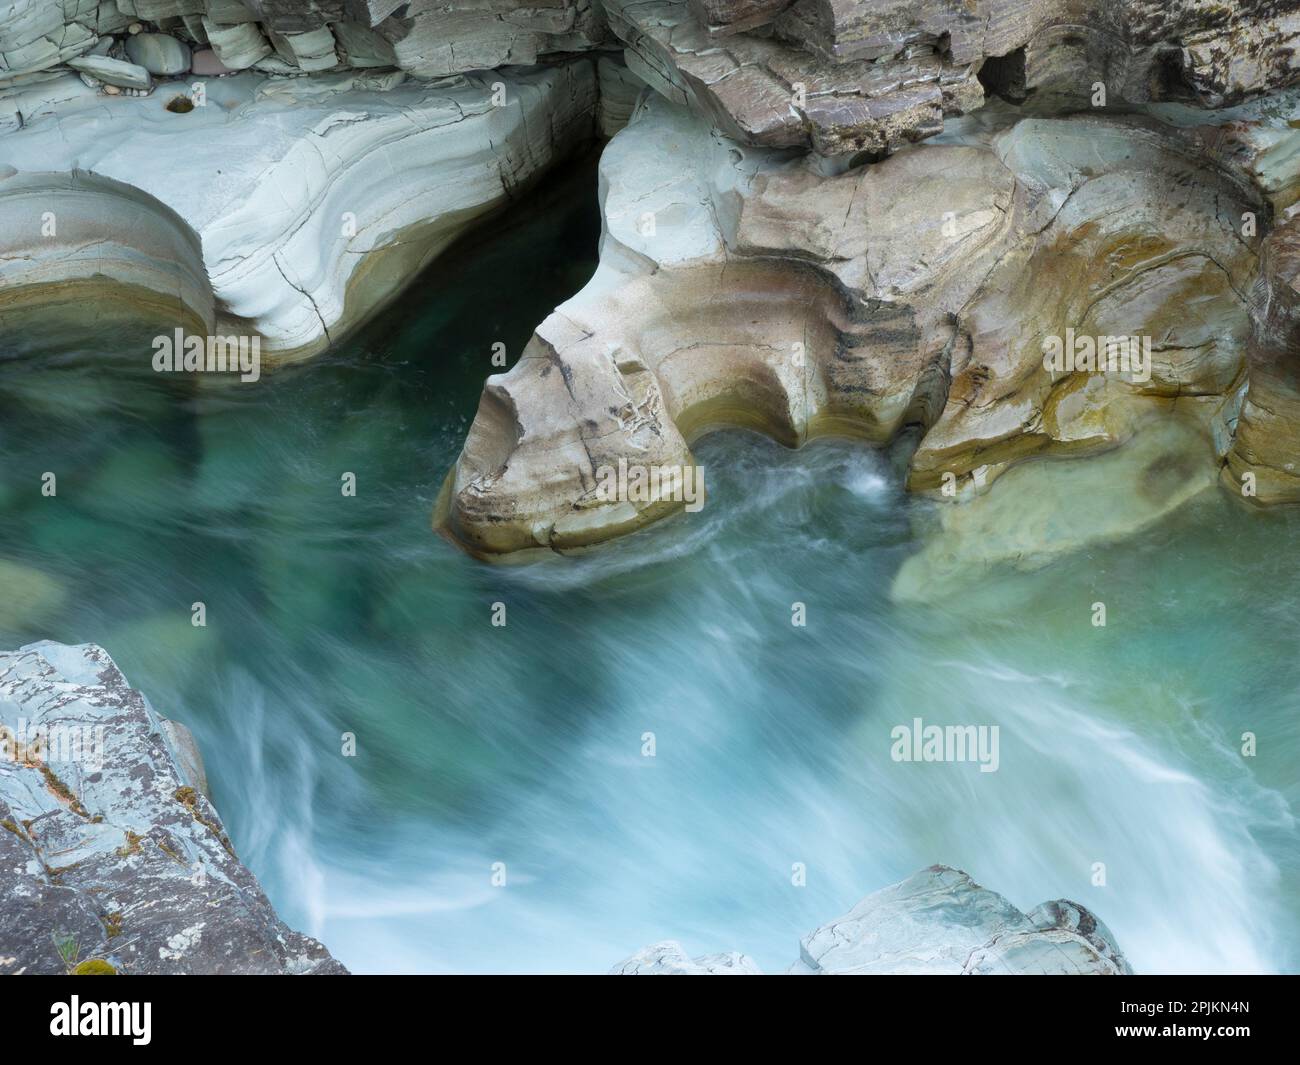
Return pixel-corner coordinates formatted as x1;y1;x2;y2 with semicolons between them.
612;866;1132;975
609;942;762;974
0;61;599;363
66;55;152;90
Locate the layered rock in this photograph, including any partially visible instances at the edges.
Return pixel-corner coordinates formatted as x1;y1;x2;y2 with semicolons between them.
0;0;607;84
439;90;1300;561
611;865;1132;974
0;642;346;974
1224;212;1300;502
0;61;600;362
603;0;1300;157
606;0;985;154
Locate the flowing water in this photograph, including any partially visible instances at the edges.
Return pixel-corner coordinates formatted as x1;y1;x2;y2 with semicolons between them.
2;159;1297;974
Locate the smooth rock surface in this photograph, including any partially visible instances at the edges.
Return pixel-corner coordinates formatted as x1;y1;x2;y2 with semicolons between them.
124;31;192;75
440;91;1298;559
0;62;600;362
66;54;153;90
0;642;346;974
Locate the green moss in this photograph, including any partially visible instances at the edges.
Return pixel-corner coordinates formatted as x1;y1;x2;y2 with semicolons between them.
72;959;117;976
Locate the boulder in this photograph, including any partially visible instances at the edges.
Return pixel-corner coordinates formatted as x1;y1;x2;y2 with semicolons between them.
0;642;346;974
793;866;1131;974
611;865;1132;975
124;31;192;75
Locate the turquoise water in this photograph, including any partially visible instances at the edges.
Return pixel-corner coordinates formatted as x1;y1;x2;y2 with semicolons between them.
2;163;1297;974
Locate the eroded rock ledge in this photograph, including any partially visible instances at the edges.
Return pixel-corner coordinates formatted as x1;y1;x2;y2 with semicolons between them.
612;865;1132;974
439;87;1300;572
0;642;345;974
0;60;605;363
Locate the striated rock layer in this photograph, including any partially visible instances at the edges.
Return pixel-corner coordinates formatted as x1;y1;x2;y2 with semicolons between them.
0;0;607;83
0;642;346;974
0;61;601;363
605;0;1300;157
1225;212;1300;502
612;865;1132;974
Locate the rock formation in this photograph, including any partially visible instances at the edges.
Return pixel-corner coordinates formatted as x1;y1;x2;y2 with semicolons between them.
0;1;607;83
612;865;1132;974
438;86;1300;571
0;61;602;362
1224;212;1300;502
602;0;1300;157
0;641;346;974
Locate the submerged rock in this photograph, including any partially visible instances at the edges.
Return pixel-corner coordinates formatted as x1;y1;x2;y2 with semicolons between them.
611;865;1131;975
0;641;346;974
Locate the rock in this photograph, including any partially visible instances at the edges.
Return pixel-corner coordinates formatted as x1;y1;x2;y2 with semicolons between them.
609;941;763;974
156;718;211;800
201;18;272;69
0;61;600;363
0;1;100;80
612;865;1131;974
380;0;610;79
124;32;192;75
892;416;1219;602
794;866;1131;974
65;55;152;91
0;168;215;353
190;46;233;75
605;0;983;155
439;90;1285;557
331;20;396;69
0;642;346;974
1224;213;1300;502
602;0;1300;157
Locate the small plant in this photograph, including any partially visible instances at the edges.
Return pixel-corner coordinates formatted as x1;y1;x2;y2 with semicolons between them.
52;931;79;971
54;931;117;974
165;94;195;114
